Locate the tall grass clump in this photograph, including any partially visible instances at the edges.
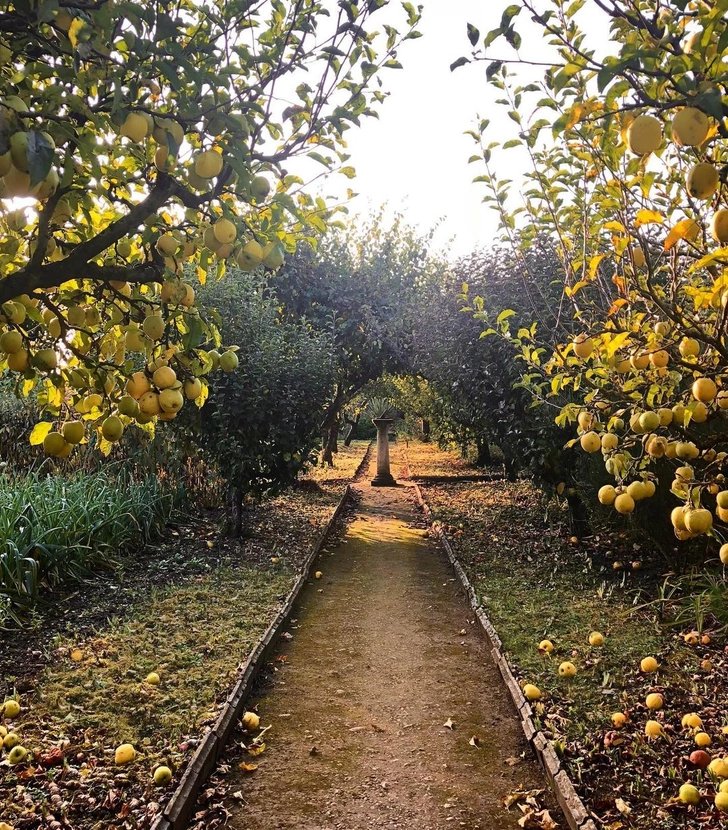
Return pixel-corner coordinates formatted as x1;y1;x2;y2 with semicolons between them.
0;468;177;623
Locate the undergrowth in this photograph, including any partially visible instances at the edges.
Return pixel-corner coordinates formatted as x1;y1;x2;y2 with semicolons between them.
0;468;179;623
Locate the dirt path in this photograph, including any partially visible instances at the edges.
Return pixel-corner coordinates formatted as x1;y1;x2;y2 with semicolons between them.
223;448;560;829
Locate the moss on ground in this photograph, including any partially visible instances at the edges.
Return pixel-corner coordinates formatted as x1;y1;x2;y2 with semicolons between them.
34;567;291;746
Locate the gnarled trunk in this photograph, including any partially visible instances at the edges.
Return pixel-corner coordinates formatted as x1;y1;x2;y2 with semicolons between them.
321;422;339;467
475;437;491;467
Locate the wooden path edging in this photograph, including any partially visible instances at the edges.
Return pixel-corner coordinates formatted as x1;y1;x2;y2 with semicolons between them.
150;476;359;830
411;480;598;830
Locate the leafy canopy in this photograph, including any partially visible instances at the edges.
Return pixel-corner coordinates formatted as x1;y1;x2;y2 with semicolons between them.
456;0;728;537
0;0;421;455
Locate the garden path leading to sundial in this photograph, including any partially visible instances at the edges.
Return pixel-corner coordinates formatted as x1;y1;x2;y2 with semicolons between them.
223;446;561;829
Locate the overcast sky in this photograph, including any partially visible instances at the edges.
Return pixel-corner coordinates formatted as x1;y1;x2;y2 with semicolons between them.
315;0;611;259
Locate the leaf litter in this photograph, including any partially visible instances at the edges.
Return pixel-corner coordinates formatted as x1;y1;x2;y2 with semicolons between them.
0;442;370;829
412;440;728;830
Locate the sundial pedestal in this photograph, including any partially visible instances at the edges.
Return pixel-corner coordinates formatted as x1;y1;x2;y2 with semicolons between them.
371;418;397;487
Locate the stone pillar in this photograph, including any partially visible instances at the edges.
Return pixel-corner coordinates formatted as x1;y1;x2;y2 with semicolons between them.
371;418;397;486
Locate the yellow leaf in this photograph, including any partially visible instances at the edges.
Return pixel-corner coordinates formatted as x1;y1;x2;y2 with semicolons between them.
29;421;53;446
238;762;258;772
565;104;585;130
634;209;664;228
603;331;630;357
195;382;209;408
588;254;605;280
68;18;87;49
608;298;629;316
688;247;728;274
664;218;700;251
247;742;266;756
565;279;588;298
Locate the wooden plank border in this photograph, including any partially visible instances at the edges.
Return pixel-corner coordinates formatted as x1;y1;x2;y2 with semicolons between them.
150;478;357;830
411;478;594;830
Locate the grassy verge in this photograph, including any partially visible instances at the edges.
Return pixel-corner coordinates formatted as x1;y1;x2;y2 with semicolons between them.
302;439;371;486
401;439;479;478
409;441;728;830
0;442;369;830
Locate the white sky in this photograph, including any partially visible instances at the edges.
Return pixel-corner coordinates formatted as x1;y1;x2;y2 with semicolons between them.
317;0;612;260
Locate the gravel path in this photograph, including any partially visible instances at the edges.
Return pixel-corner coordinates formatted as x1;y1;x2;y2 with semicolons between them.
223;448;560;829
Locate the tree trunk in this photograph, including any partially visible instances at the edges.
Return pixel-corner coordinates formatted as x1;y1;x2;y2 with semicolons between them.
322;423;339;467
421;419;431;441
504;456;518;482
566;490;590;538
343;413;360;447
231;485;244;537
475;437;492;467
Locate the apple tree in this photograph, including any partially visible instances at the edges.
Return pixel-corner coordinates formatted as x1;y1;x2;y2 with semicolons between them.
188;272;334;535
0;0;421;458
455;0;728;548
270;212;432;464
416;241;574;481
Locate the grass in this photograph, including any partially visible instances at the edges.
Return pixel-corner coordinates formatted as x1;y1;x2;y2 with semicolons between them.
409;440;728;829
29;567;290;746
422;476;670;738
0;468;178;622
1;565;290;825
0;439;372;829
302;439;371;485
402;439;479;478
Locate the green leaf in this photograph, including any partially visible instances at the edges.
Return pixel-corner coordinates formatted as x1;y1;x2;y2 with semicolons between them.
486;61;503;80
484;27;502;48
450;56;470;72
503;27;521;50
401;1;419;26
27;130;55;188
467;23;480;47
695;87;724;121
500;4;521;30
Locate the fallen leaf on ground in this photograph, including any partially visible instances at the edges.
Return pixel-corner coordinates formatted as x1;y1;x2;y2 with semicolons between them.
615;797;631;816
309;746;318;756
443;718;455;729
247;742;266;756
503;789;545;809
238;762;258;772
469;735;481;748
505;756;521;766
517;806;560;829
